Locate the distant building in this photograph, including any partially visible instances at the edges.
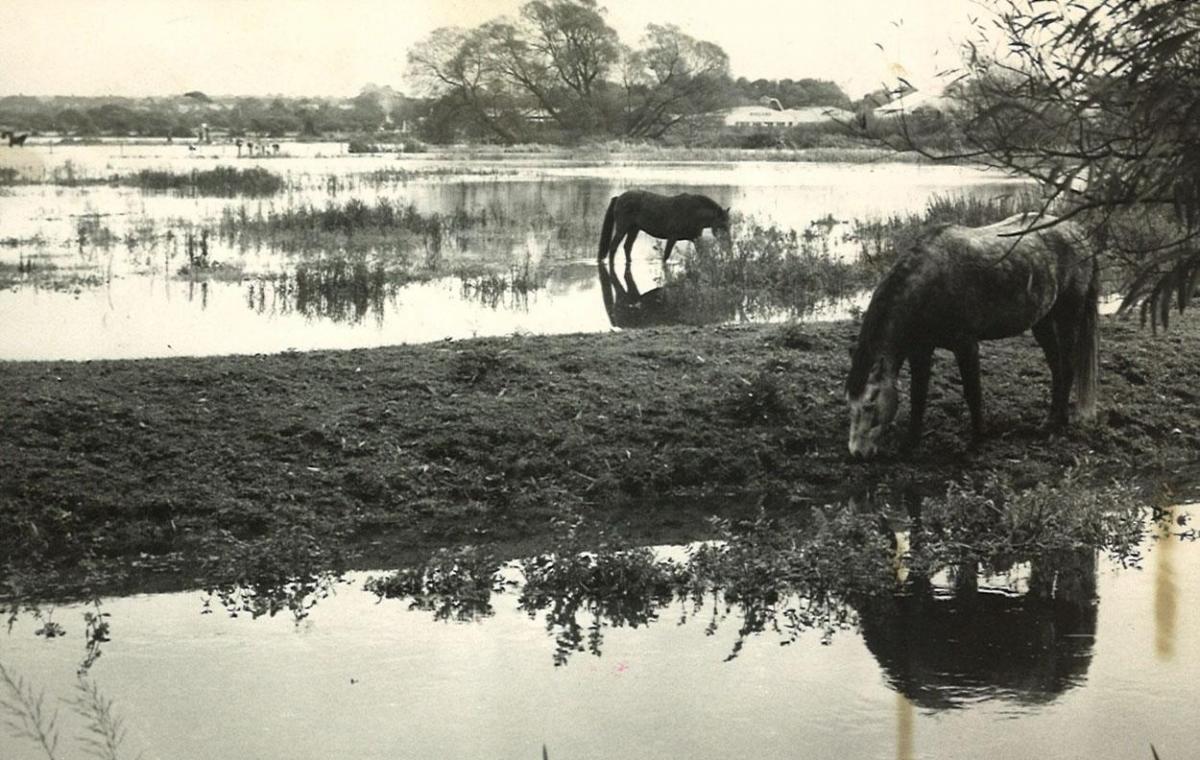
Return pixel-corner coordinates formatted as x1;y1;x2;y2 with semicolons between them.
723;105;852;129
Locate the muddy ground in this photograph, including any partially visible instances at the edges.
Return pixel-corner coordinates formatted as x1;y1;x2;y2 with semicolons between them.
2;314;1198;591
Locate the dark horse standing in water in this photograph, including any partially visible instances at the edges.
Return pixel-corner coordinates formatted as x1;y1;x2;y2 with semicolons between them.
846;213;1100;458
597;190;731;264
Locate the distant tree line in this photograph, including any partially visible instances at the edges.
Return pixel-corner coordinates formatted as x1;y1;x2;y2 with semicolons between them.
0;89;424;141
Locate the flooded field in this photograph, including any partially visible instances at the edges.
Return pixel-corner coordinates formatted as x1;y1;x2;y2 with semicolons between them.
0;141;1023;360
3;503;1196;760
7;142;1193;760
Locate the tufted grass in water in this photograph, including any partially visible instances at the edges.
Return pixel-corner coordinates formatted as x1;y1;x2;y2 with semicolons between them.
849;191;1045;274
132;166;284;196
674;218;877;320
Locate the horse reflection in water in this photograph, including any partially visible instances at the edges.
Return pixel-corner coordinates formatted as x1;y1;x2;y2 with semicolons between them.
597;261;679;328
597;190;731;265
596;260;735;329
858;543;1098;709
847;213;1100;458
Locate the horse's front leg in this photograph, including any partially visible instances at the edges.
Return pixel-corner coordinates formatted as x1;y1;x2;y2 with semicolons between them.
907;347;934;447
954;342;984;441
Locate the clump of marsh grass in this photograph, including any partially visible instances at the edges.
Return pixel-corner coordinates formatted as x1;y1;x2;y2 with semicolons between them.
907;470;1147;578
133;166;284;196
217;197;483;252
850;191;1044;274
676;218;874;319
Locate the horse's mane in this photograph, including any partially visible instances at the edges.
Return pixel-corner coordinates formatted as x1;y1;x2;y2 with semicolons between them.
846;226;949;396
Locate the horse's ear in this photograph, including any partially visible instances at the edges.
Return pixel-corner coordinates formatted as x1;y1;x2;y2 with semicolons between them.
724;206;731;216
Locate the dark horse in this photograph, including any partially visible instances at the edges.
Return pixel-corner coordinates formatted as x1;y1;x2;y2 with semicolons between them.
846;213;1099;458
2;131;29;147
597;190;730;264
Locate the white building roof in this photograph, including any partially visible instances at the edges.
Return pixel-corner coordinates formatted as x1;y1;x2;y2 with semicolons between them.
723;106;852;127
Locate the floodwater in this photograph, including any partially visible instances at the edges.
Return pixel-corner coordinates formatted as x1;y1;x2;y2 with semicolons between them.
2;505;1197;760
0;141;1024;360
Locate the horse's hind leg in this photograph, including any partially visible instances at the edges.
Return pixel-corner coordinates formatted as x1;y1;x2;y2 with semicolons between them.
954;342;984;441
907;346;934;447
662;239;676;263
622;227;639;266
1032;318;1069;429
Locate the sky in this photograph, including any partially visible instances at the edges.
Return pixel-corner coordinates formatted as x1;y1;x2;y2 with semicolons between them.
0;0;979;99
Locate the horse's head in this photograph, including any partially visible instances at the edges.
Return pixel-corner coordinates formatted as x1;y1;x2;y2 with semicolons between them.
846;353;899;459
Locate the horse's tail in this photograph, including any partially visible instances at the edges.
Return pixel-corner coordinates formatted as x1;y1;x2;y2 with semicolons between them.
1074;261;1100;420
597;196;616;261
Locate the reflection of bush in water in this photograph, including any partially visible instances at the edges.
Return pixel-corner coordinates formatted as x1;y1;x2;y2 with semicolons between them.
457;256;546;308
201;526;344;624
519;545;686;666
366;546;506;623
364;474;1145;669
253;259;399;324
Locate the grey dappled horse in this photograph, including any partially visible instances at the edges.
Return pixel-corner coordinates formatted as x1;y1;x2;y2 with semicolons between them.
846;213;1100;458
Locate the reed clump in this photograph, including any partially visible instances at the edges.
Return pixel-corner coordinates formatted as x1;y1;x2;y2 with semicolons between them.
677;218;875;319
850;191;1043;274
133;166;284;196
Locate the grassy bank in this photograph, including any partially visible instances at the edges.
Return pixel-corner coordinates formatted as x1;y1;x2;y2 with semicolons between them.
2;314;1198;595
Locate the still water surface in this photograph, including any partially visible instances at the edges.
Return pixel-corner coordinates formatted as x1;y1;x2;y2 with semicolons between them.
1;143;1024;360
3;507;1197;760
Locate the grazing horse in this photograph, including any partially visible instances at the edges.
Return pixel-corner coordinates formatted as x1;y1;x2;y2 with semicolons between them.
4;131;29;147
846;213;1099;458
597;190;731;264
